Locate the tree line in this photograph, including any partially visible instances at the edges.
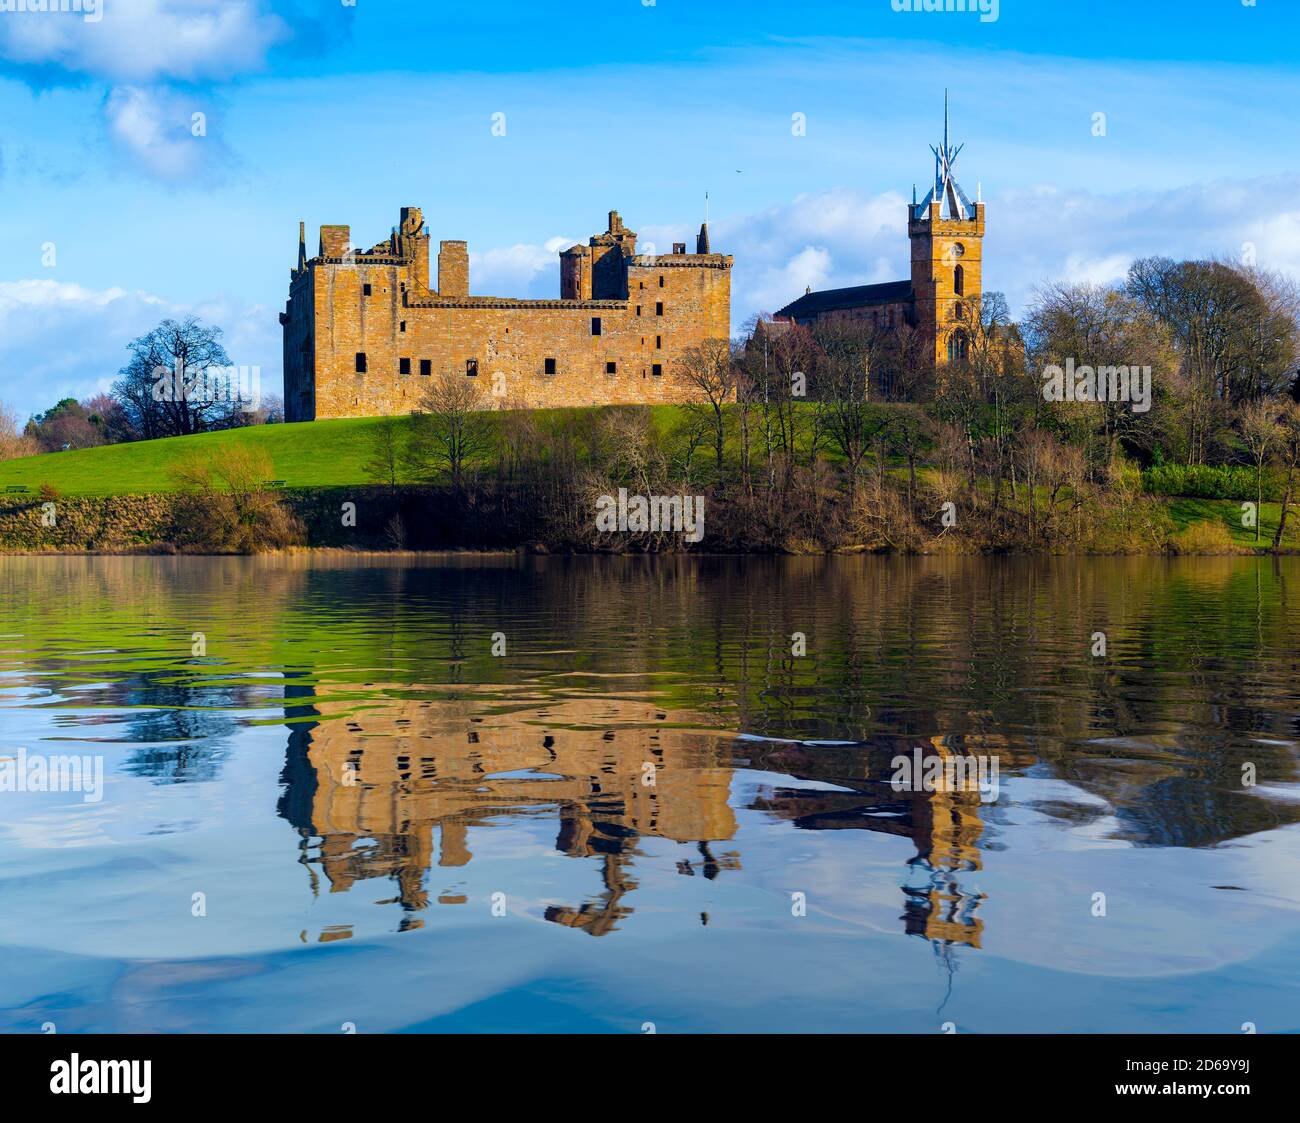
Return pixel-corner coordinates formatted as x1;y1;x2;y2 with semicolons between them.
368;255;1300;552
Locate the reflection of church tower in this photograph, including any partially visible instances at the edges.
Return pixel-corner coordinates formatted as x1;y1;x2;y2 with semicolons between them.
908;93;985;367
544;853;637;938
902;736;991;949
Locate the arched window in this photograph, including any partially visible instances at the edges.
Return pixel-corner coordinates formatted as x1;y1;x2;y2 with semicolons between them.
954;263;965;296
947;330;969;366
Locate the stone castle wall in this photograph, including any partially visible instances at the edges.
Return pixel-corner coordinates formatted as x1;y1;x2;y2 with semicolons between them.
282;209;732;421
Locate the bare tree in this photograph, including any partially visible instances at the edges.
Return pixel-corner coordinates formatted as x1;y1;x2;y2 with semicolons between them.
1272;403;1300;550
1240;399;1283;542
364;418;404;488
112;318;239;439
812;320;890;501
0;401;38;461
679;338;737;473
405;370;495;490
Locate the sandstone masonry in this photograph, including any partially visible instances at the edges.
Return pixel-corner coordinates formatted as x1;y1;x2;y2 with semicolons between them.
281;208;732;421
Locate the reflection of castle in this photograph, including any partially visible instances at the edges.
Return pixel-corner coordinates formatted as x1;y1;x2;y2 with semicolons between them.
277;684;1011;946
277;692;740;937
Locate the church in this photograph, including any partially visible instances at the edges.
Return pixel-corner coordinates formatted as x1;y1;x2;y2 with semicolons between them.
774;105;985;368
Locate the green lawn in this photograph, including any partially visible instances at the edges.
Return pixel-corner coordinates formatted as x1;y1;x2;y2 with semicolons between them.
0;406;702;496
0;417;403;496
1167;497;1296;548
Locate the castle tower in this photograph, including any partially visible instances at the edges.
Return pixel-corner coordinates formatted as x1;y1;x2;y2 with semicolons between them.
908;95;985;367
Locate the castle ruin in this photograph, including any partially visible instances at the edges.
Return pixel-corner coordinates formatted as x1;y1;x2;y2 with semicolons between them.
280;208;732;421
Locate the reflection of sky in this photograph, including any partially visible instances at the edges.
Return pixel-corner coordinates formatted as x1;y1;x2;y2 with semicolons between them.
2;555;1300;1032
2;687;1300;1032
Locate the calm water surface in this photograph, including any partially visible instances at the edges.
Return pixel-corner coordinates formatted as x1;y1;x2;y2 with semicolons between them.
1;555;1298;1033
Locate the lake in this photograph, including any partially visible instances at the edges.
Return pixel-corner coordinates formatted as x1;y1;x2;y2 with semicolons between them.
1;554;1297;1033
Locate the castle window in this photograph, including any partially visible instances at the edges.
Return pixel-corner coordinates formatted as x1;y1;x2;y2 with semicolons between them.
355;352;367;373
659;276;665;287
947;331;969;366
954;264;964;296
656;302;664;316
591;316;602;336
954;302;964;321
606;361;617;374
363;283;373;297
544;357;557;375
400;321;406;333
466;358;478;377
656;335;662;349
652;363;663;377
636;306;642;317
420;359;432;376
399;357;411;376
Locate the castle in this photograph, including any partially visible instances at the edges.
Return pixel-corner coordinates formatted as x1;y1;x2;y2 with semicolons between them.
774;103;985;368
281;208;732;422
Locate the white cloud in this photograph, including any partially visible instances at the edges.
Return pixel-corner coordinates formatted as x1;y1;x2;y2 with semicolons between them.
103;84;229;181
468;240;573;299
0;0;288;83
713;175;1300;327
0;279;276;419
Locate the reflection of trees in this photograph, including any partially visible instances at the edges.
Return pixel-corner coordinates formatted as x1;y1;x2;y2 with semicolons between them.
113;678;252;783
3;553;1298;948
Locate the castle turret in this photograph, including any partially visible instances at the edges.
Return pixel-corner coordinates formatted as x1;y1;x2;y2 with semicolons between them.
696;222;711;254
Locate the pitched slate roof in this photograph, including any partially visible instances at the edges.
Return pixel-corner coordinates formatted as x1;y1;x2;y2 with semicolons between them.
775;279;913;322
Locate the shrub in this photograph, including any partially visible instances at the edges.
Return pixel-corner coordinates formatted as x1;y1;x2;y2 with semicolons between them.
1170;519;1247;555
169;446;303;553
1142;463;1282;501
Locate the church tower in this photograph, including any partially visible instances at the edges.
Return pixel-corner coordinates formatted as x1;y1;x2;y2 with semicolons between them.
908;96;985;367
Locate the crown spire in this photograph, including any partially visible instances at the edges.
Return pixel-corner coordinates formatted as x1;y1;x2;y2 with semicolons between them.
913;94;976;222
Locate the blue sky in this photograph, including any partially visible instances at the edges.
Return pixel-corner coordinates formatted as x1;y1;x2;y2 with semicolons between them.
1;0;1298;417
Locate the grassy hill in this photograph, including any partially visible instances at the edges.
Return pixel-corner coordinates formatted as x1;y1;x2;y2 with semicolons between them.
0;406;706;497
0;403;738;499
0;417;401;496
